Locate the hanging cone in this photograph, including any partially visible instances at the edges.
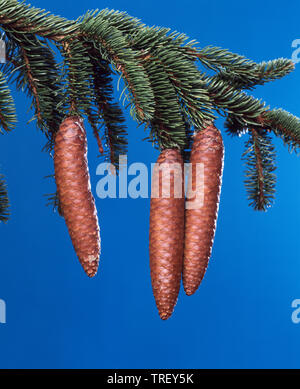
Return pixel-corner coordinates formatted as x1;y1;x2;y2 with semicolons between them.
149;148;185;320
183;124;224;295
54;116;101;277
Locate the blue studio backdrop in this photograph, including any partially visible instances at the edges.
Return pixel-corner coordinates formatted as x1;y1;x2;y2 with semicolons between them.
0;0;300;368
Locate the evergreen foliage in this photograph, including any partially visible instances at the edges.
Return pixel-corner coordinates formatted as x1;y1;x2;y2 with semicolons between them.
0;0;299;216
0;174;9;222
0;70;16;132
243;129;276;211
263;109;300;153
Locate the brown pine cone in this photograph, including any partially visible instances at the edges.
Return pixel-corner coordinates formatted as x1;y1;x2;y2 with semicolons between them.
183;124;224;295
54;116;101;277
149;148;185;320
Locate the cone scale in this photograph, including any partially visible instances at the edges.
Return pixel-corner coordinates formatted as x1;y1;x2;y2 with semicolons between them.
149;149;185;320
54;116;101;277
183;124;224;295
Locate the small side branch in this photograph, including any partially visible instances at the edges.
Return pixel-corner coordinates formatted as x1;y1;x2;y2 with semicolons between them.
20;46;42;123
243;128;276;211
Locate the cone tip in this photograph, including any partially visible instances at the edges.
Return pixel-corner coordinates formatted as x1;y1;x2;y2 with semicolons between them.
184;288;196;296
81;255;99;278
86;269;98;278
158;306;176;320
159;311;172;320
183;283;198;296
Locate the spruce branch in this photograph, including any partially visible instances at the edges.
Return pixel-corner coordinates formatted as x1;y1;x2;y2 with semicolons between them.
20;44;42;121
95;15;215;129
194;45;256;75
143;56;187;150
80;16;155;122
2;32;63;138
0;0;78;41
224;113;247;137
205;75;267;126
87;15;215;132
0;1;290;133
243;128;276;211
0;2;264;128
213;58;295;90
226;107;300;154
134;27;215;130
260;109;300;153
0;0;299;216
0;70;16;132
0;3;156;124
87;48;127;170
79;8;144;38
60;39;93;115
0;174;9;222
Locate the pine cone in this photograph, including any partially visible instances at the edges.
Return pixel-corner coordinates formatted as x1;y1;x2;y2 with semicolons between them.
149;149;185;320
183;124;224;295
54;116;101;277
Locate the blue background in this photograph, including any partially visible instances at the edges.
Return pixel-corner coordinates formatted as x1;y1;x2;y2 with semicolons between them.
0;0;300;368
